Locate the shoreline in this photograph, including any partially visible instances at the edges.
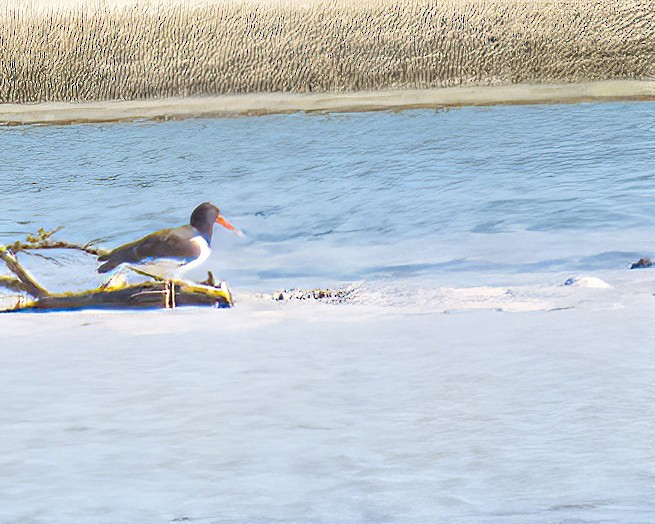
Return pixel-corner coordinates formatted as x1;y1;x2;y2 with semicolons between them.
1;80;654;125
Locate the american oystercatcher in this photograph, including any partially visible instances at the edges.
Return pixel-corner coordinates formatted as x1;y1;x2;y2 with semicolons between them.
97;202;241;280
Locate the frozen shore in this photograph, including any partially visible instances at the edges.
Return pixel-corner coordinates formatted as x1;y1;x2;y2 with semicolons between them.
1;80;654;125
1;286;654;523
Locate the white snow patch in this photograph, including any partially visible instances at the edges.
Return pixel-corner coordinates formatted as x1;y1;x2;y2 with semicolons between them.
564;276;612;289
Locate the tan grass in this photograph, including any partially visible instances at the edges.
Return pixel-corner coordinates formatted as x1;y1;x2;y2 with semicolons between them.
0;0;653;103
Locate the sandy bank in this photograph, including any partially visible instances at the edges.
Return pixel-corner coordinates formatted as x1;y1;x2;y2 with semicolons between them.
1;0;654;104
1;80;654;124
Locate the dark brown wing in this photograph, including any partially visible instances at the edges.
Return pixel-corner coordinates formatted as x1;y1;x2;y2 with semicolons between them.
97;225;200;273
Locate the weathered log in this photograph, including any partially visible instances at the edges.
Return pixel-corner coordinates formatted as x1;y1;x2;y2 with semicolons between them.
8;280;232;312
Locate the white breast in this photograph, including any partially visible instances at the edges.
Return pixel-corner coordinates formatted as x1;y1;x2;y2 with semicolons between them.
174;236;211;278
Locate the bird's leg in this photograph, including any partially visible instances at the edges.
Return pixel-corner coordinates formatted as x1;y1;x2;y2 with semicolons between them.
171;281;176;309
163;280;177;309
164;280;171;309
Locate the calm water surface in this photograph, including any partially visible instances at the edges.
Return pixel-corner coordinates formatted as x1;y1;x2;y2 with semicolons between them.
1;102;654;291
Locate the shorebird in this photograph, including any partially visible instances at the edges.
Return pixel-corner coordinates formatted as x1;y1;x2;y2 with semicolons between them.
97;202;241;280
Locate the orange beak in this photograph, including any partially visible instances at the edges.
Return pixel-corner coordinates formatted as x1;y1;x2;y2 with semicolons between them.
216;214;243;237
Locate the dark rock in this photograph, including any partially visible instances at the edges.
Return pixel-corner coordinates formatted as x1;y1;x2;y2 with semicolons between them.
630;258;652;269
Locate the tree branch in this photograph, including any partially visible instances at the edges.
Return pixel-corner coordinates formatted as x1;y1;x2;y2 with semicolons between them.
6;227;108;257
0;275;29;293
0;247;49;298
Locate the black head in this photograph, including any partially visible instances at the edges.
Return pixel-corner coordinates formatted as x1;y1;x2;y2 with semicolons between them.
190;202;220;240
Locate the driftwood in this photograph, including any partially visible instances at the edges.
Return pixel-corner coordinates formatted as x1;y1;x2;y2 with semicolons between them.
19;279;232;311
0;229;232;312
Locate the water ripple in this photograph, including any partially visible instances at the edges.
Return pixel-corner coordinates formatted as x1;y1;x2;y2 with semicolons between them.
1;102;653;289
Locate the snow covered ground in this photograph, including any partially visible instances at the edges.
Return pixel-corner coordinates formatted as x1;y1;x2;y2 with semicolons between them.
1;270;654;523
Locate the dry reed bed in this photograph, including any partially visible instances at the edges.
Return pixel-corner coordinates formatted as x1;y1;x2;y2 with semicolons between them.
0;0;653;103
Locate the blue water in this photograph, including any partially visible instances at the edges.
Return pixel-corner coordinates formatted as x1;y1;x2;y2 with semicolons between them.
2;102;655;524
1;102;654;292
